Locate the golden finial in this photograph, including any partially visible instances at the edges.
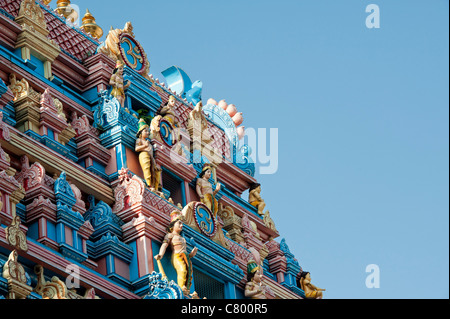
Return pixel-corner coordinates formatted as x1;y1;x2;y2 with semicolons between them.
55;0;78;23
80;9;103;39
41;0;52;5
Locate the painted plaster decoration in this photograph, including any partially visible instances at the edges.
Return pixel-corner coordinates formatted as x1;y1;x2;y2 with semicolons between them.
2;250;32;299
196;164;221;218
42;0;52;5
135;119;162;192
161;66;203;106
34;264;85;299
245;260;267;299
206;98;245;140
299;272;326;299
248;183;267;217
110;61;131;108
19;0;47;29
112;168;145;213
218;204;245;244
99;22;134;59
53;97;66;121
5;216;28;252
150;95;181;149
188;101;213;145
14;1;60;79
143;271;184;299
263;210;278;233
42;277;67;299
156;95;179;128
80;9;103;40
38;88;75;145
66;287;99;299
0;111;10;141
155;211;198;296
69;182;86;213
187;82;203;106
14;155;46;190
181;202;230;249
99;21;150;77
8;74;37;102
71;111;97;136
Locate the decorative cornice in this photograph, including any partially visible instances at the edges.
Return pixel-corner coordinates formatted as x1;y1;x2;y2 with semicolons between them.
84;195;124;241
2;126;114;204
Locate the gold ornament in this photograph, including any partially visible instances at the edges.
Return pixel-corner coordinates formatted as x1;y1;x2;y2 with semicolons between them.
80;9;103;39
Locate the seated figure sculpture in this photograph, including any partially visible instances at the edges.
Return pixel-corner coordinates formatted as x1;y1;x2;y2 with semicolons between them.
299;271;326;299
248;183;266;217
157;95;179;127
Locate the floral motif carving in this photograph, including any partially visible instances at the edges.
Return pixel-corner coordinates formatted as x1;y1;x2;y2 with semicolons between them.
17;0;47;30
2;250;32;299
15;155;46;190
6;215;28;252
112;168;145;213
143;272;184;299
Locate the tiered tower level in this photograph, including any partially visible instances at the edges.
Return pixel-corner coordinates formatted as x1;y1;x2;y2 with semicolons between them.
0;0;309;299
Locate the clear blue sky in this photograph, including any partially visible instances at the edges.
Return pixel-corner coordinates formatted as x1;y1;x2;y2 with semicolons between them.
73;0;449;299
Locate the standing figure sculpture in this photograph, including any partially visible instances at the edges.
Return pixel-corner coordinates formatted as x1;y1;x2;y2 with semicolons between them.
196;164;221;217
299;272;326;299
135;119;161;192
155;211;198;296
110;61;131;108
248;183;266;216
244;260;267;299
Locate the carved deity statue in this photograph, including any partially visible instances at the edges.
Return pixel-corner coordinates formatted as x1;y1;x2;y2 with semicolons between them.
299;272;326;299
188;101;212;144
248;183;266;217
157;95;179;127
110;61;131;108
196;164;221;217
244;260;267;299
150;95;182;149
155;211;198;296
135;119;161;192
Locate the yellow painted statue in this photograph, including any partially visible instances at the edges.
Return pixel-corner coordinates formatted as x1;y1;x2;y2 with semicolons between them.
248;183;266;216
155;211;198;296
299;271;326;299
135;119;162;191
244;260;267;299
196;164;221;217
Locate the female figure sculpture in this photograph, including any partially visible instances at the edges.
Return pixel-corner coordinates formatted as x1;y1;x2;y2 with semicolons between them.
155;211;198;296
299;272;326;299
196;165;221;217
244;260;267;299
135;119;161;191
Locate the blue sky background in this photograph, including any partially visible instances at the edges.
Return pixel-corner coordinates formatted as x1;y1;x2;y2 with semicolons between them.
72;0;449;298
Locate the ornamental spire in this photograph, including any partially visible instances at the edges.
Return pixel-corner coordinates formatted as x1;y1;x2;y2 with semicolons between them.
80;9;103;39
